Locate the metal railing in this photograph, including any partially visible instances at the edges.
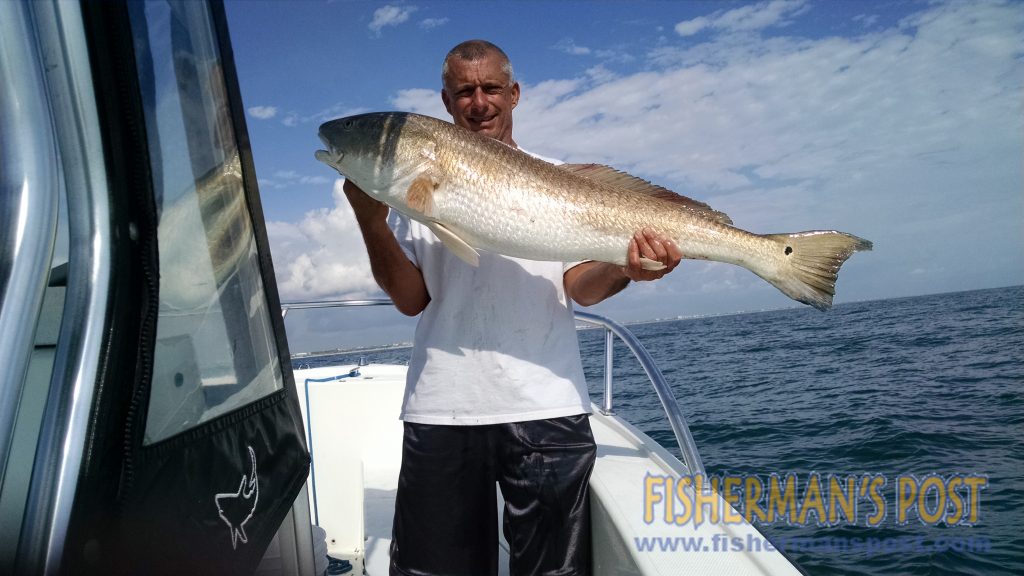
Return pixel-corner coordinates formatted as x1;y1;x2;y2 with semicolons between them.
7;3;117;573
573;311;705;477
280;298;395;318
0;0;61;495
281;299;705;477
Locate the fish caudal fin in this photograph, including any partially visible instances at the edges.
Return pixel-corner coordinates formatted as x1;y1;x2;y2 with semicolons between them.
763;231;872;311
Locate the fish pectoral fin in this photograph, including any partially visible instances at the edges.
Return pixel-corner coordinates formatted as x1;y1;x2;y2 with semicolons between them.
426;222;480;267
639;257;667;271
406;173;439;217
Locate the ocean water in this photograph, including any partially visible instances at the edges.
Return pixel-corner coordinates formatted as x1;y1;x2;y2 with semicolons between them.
298;286;1024;575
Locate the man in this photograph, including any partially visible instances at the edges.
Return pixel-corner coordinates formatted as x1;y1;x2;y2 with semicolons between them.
343;40;681;576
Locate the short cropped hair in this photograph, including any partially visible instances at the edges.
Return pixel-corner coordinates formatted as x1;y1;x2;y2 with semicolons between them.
441;39;515;87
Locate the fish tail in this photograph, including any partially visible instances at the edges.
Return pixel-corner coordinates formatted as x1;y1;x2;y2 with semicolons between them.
762;231;872;311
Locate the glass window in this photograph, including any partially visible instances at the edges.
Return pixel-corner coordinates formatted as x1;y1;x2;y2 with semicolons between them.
128;0;282;444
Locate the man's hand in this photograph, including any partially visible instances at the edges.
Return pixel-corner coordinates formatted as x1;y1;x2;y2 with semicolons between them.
564;228;683;307
343;179;388;226
340;179;430;316
623;228;682;281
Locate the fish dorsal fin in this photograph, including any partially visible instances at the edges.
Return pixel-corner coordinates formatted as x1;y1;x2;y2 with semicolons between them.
558;163;733;225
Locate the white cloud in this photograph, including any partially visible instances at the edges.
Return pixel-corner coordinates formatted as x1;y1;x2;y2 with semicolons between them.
674;16;709;37
586;65;617;84
519;1;1021;209
509;0;1022;312
247;105;277;120
369;5;417;35
517;78;583;115
279;102;370;127
555;38;592;56
267;0;1024;323
259;170;332;191
675;0;807;37
853;13;880;28
267;179;381;300
419;17;448;30
389;88;447;118
554;39;634;64
273;170;331;186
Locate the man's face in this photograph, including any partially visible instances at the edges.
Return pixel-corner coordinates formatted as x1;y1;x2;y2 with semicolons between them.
441;53;520;146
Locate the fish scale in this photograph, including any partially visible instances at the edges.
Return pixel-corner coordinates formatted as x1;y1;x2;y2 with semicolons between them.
316;112;871;310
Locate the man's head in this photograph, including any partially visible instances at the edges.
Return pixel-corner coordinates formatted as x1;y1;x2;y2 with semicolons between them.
441;40;520;146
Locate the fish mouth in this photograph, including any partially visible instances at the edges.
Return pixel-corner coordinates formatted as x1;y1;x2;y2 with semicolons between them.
314;148;343;168
315;131;344;166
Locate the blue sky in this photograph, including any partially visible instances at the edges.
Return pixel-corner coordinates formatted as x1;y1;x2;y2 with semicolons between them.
224;0;1023;351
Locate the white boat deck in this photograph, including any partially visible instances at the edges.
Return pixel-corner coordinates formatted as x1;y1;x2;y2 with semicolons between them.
587;409;801;574
293;363;801;575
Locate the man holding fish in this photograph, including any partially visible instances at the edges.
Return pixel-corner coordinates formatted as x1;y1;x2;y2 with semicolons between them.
340;40;680;576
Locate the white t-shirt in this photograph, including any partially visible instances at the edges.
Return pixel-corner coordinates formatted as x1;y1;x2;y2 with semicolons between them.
389;152;591;425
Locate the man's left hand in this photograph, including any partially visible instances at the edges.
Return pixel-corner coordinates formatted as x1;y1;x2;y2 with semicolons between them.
623;228;682;281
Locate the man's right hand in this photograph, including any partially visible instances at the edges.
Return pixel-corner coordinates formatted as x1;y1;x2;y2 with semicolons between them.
343;179;389;226
340;179;430;316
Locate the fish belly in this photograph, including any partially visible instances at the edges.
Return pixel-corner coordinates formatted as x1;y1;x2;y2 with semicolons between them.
432;181;632;264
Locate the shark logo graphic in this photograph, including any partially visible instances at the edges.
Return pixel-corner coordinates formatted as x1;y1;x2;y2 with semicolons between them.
215;446;260;550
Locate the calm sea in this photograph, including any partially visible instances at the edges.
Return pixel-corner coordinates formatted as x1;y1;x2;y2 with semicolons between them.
298;285;1024;575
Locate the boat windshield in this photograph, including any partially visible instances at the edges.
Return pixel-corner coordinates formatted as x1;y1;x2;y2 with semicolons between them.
128;0;282;444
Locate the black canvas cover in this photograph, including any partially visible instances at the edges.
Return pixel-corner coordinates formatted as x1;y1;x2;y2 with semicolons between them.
60;2;313;574
117;392;309;574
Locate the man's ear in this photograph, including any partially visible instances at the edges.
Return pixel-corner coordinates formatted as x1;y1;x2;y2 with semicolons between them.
510;82;520;109
441;89;453;115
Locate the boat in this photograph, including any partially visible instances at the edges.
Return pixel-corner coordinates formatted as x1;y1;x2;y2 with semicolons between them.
1;1;802;574
283;300;805;575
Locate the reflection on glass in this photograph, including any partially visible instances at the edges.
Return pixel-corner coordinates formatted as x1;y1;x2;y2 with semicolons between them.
129;1;282;444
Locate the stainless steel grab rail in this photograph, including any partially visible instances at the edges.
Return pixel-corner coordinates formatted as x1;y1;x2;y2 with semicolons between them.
573;310;705;477
0;0;61;497
281;299;706;477
13;3;115;574
280;299;396;317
